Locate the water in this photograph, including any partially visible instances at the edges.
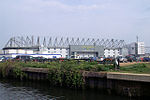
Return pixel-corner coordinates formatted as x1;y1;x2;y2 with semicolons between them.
0;79;136;100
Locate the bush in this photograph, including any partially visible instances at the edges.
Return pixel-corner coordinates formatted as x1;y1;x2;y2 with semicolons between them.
48;62;84;88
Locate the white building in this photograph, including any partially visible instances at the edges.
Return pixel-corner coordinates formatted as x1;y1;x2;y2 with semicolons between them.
127;42;145;56
137;42;145;55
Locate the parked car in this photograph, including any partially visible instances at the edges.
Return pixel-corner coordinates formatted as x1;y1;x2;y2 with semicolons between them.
0;56;7;62
96;57;105;62
125;55;137;62
32;57;47;62
0;57;4;62
14;55;33;61
118;57;127;63
104;57;114;61
143;57;150;62
89;57;97;61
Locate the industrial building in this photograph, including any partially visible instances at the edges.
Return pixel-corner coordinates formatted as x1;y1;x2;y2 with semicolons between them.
127;42;145;56
2;36;127;58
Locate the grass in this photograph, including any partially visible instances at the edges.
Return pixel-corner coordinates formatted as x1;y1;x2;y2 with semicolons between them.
118;63;150;74
0;60;150;74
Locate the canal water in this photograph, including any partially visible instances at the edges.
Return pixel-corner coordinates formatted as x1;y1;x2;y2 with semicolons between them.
0;78;140;100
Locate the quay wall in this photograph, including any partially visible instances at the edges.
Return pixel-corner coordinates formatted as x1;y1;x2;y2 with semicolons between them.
1;67;150;97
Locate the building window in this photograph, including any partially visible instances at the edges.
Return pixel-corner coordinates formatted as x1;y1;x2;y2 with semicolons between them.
54;51;56;53
60;48;62;50
48;51;50;53
54;48;56;50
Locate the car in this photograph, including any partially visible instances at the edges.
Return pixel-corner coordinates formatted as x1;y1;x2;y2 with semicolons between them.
125;55;137;62
89;57;97;61
32;57;47;62
96;57;105;62
143;57;150;62
0;57;7;62
117;57;127;63
14;55;33;61
0;57;3;62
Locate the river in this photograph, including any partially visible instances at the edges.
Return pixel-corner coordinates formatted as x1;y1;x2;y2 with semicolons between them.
0;78;142;100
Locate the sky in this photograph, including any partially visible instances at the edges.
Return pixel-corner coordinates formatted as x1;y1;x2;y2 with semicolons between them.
0;0;150;50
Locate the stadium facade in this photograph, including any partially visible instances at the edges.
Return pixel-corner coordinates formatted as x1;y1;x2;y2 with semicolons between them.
2;36;128;58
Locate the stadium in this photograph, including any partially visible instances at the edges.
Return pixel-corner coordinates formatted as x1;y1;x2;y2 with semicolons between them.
2;36;127;58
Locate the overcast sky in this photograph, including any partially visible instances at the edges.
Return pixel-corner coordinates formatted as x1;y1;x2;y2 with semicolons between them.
0;0;150;49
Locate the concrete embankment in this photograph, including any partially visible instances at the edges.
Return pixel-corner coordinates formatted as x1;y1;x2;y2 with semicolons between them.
107;72;150;82
21;67;150;82
2;67;150;97
84;71;150;97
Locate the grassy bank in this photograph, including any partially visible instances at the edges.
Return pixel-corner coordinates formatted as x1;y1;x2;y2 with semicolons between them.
119;63;150;74
0;61;150;74
0;61;150;88
0;61;114;88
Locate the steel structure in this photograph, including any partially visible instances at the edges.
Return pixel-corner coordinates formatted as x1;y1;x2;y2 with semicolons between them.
3;36;125;49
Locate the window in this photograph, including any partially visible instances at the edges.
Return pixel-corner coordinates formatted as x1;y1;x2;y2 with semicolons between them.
54;51;56;53
54;48;56;50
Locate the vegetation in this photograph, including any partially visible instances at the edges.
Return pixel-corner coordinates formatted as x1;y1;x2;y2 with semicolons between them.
0;61;26;79
0;60;150;88
118;63;150;74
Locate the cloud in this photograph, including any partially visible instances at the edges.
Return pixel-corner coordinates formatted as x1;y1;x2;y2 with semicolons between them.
1;0;150;48
17;0;108;13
